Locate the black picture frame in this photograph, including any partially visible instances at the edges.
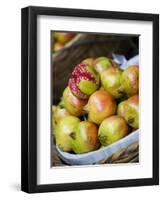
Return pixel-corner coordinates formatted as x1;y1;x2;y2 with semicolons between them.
21;6;159;193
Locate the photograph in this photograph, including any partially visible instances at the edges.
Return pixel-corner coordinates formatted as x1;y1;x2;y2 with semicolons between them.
21;6;159;193
51;31;139;166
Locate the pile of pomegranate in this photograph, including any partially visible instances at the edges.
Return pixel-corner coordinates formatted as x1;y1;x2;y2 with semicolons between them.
52;56;139;154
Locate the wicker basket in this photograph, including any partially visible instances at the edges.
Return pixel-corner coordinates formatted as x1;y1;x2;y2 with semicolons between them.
52;141;139;166
52;33;139;166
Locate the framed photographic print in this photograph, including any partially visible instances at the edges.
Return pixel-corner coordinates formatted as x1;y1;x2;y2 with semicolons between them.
21;6;159;193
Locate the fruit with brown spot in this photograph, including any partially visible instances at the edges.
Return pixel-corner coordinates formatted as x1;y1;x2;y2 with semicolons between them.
70;121;100;154
98;115;129;146
124;95;139;129
55;116;80;152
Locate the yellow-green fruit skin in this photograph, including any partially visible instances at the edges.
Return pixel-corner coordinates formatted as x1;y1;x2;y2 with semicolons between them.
78;65;100;96
94;57;117;74
98;116;129;146
63;87;87;116
86;90;116;125
52;106;70;128
82;58;94;66
117;100;127;117
124;95;139;129
101;67;124;99
71;121;100;154
55;116;80;152
121;65;139;97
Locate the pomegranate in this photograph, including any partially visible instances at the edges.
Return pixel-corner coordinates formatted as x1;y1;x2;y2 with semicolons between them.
98;115;129;146
117;100;127;118
85;90;116;124
68;63;99;99
124;95;139;129
121;65;139;97
70;121;100;154
94;57;117;74
62;87;87;117
101;67;124;99
52;105;70;128
55;116;80;152
82;58;94;66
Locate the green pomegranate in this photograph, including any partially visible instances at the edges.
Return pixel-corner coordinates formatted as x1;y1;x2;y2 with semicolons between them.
117;100;127;117
101;67;124;99
52;105;70;128
94;57;117;74
82;58;94;66
62;87;87;116
85;90;116;125
70;121;100;154
98;115;129;146
55;116;80;152
121;65;139;96
124;95;139;129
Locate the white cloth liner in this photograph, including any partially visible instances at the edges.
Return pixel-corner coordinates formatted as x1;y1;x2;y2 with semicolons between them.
56;130;139;165
112;53;139;70
55;54;139;165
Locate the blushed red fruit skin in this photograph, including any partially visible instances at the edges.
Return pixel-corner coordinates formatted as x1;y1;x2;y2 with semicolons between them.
127;94;139;106
63;87;87;117
68;63;97;99
86;90;116;124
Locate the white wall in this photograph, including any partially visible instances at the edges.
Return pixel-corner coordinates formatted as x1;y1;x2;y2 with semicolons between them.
0;0;162;199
